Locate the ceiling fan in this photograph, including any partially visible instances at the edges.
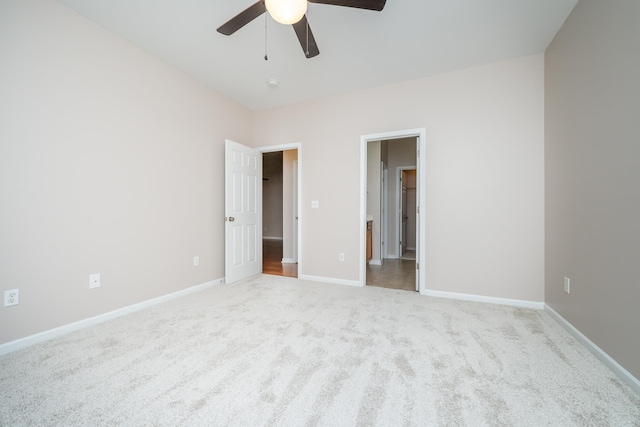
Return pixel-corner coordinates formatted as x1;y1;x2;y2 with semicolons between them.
216;0;386;59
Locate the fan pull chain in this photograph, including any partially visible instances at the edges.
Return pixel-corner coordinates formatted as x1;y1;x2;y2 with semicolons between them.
264;12;268;60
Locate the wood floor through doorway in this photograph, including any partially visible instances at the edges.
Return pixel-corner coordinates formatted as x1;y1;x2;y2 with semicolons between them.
366;258;416;292
263;239;298;278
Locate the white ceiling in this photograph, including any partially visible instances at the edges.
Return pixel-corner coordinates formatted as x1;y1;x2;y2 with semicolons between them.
55;0;578;111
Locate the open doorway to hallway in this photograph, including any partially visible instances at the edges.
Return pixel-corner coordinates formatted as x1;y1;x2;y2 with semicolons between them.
365;136;418;292
262;150;298;278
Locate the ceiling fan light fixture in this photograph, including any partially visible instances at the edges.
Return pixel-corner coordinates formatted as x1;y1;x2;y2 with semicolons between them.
265;0;307;25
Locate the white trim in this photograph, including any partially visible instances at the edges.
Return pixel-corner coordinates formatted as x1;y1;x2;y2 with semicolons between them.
263;236;283;241
281;258;297;264
421;289;545;310
369;259;383;266
360;128;426;290
0;278;225;356
299;274;362;287
257;143;299;153
544;304;640;395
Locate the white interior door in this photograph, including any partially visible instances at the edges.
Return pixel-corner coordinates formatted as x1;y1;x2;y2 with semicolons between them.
225;139;262;284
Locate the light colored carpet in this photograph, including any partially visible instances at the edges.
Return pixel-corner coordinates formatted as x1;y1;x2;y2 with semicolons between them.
1;274;638;426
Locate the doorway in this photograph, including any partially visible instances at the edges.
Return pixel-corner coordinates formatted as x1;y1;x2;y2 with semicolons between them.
225;141;302;285
366;140;417;291
261;148;299;278
360;129;426;293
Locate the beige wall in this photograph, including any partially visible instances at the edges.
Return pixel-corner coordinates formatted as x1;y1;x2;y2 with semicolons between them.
545;0;640;378
0;0;251;344
253;54;545;301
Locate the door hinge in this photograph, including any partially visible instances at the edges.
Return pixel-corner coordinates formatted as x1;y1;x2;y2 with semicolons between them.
417;206;419;214
416;263;419;270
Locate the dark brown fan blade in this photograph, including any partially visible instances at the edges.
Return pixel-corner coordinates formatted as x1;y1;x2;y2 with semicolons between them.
217;1;266;35
292;15;320;58
308;0;386;11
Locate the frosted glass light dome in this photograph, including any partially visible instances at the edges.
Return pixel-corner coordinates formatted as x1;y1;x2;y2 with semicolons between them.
265;0;307;25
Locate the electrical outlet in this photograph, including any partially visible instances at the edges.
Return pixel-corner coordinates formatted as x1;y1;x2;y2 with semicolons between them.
4;289;19;307
194;256;200;266
339;253;345;262
563;277;570;294
89;273;100;289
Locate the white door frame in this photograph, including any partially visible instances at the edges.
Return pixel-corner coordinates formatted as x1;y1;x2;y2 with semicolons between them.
360;129;426;293
258;143;302;272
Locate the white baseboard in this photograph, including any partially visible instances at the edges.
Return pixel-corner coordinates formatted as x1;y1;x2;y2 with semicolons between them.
544;304;640;395
0;278;225;356
421;289;545;310
281;258;297;264
299;274;362;288
369;259;382;266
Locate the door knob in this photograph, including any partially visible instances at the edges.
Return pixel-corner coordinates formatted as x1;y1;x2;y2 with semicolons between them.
228;217;235;222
